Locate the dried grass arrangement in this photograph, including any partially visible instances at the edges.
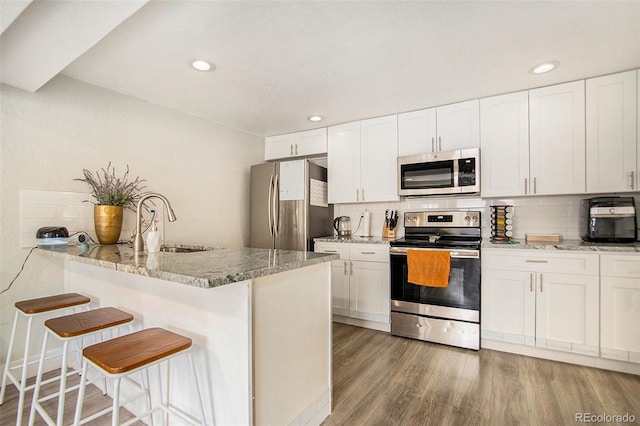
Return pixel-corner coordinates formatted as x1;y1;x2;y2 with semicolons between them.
75;162;147;211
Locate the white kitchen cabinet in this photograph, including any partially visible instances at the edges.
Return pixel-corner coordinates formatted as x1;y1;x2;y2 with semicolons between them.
586;70;637;193
529;80;586;195
480;91;530;197
265;128;327;160
482;249;599;356
327;115;398;204
315;242;390;329
600;254;640;364
398;100;479;156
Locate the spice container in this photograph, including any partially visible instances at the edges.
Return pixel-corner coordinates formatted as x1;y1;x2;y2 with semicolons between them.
490;205;514;242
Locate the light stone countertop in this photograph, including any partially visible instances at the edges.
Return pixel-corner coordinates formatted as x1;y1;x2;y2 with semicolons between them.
482;239;640;253
37;244;339;288
314;236;391;245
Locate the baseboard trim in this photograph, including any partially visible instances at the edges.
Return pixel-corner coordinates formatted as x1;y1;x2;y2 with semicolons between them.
332;315;390;332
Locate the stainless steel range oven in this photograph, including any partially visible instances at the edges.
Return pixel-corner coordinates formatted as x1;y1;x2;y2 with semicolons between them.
390;211;481;350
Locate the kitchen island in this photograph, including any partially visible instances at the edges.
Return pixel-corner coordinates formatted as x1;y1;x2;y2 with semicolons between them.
37;244;338;426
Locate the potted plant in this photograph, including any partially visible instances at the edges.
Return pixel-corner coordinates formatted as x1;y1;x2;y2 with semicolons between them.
75;162;147;244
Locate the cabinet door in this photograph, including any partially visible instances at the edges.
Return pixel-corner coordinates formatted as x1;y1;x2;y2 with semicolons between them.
481;269;535;345
328;122;361;203
360;115;399;203
436;99;480;151
480;91;530;197
264;133;295;161
535;272;599;356
330;260;351;317
294;128;328;157
601;276;640;363
586;71;637;193
529;80;586;195
349;260;389;323
397;108;437;156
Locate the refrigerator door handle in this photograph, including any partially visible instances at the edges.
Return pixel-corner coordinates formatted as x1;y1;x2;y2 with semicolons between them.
268;174;274;237
273;173;280;238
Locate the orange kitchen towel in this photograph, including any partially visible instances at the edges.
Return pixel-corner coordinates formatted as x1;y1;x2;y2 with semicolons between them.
407;250;450;287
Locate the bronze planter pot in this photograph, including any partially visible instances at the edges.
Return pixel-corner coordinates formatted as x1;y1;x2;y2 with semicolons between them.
94;205;123;245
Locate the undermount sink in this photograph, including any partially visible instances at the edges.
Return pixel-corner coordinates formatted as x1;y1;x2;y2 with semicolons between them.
159;246;208;253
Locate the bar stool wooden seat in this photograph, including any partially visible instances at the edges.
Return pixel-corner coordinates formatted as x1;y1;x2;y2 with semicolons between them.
29;307;134;426
73;327;206;426
0;293;91;426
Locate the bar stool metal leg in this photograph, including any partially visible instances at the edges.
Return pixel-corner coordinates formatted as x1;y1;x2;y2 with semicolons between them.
0;310;20;404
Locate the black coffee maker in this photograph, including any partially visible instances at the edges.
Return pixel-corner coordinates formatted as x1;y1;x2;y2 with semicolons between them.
580;197;637;243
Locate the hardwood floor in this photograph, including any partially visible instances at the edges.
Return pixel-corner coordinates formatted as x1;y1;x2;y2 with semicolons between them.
0;370;143;425
3;324;638;425
324;322;640;426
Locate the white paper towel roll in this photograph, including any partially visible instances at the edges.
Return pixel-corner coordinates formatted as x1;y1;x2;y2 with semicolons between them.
361;211;371;237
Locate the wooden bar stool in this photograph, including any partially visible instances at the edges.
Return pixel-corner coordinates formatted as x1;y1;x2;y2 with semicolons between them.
0;293;91;426
28;307;135;426
73;327;206;426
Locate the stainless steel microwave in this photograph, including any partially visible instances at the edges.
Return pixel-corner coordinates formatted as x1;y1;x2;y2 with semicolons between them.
397;148;480;196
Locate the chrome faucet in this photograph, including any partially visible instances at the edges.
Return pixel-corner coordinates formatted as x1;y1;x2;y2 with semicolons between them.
134;193;177;253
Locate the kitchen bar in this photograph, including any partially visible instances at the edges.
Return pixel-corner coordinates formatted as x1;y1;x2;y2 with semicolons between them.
35;244;337;425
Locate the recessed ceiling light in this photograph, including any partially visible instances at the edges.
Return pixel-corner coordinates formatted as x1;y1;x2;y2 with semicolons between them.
191;60;214;71
529;61;559;74
308;116;323;122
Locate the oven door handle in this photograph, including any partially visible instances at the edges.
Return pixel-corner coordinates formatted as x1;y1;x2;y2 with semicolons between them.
390;247;479;259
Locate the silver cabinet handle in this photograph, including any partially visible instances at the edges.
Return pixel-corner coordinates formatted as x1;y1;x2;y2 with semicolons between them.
526;260;548;263
630;171;635;190
533;177;537;194
324;250;337;253
344;261;348;275
350;261;354;276
530;273;534;292
290;144;294;155
431;137;435;152
539;274;543;292
524;178;528;195
356;188;360;202
361;188;364;201
438;136;442;151
361;251;376;255
295;144;298;156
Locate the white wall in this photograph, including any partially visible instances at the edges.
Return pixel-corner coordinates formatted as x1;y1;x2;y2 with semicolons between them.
0;75;262;362
335;193;640;241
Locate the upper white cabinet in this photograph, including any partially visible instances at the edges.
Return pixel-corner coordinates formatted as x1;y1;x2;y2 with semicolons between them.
398;100;479;156
586;70;637;193
480;91;530;197
328;115;398;204
265;128;327;160
529;80;586;195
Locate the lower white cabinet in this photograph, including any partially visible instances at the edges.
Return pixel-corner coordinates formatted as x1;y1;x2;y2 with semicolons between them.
315;242;390;328
482;249;599;356
600;254;640;363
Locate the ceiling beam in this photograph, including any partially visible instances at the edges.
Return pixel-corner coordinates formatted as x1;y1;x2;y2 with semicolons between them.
0;0;148;92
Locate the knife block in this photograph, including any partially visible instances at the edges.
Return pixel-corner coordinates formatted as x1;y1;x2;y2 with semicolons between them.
382;224;396;239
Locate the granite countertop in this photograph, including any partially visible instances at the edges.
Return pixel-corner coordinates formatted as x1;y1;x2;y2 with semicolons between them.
314;236;391;245
482;239;640;253
37;244;339;288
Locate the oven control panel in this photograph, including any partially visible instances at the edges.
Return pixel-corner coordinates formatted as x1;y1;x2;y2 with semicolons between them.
404;211;481;228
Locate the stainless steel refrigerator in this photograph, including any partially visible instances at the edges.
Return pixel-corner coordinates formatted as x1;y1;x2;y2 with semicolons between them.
250;159;333;251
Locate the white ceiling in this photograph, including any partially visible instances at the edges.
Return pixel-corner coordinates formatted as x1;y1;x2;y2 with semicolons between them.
1;1;639;137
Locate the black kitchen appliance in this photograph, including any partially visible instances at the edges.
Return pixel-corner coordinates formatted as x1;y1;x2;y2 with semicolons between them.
580;197;637;243
389;210;481;350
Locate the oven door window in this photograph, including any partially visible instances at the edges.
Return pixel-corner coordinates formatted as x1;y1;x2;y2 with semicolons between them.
390;254;480;311
400;160;454;190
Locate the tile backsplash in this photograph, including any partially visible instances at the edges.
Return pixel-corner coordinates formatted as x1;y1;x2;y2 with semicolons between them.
19;189;150;247
334;193;640;241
